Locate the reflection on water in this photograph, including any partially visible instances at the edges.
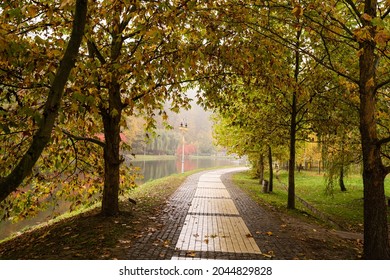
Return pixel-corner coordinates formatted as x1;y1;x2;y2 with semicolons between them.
132;156;245;184
0;156;246;240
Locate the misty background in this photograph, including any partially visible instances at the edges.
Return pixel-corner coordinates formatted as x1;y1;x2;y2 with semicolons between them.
123;89;219;157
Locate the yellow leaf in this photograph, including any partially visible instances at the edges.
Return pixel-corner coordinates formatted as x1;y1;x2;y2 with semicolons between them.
354;27;373;42
186;251;196;257
162;112;168;121
261;253;273;258
374;29;390;46
24;5;39;17
292;5;303;18
356;48;364;57
59;0;74;9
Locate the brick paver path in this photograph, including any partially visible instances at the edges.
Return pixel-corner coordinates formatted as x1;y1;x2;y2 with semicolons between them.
126;167;310;259
172;168;261;259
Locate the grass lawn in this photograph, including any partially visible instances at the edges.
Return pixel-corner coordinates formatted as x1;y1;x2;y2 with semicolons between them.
232;170;390;231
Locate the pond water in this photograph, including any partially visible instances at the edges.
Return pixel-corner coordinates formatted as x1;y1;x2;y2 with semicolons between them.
0;156;246;240
131;156;246;184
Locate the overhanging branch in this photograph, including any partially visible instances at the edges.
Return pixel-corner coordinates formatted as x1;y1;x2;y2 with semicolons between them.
61;129;105;148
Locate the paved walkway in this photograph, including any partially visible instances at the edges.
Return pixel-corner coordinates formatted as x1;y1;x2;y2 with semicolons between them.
172;168;261;259
126;167;309;260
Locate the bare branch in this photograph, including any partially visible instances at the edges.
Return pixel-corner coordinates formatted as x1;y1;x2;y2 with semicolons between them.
376;78;390;90
381;7;390;19
87;39;107;65
343;0;362;24
61;129;105;148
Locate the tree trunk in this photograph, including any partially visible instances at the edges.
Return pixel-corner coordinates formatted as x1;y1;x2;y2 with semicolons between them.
359;0;390;259
288;28;301;209
0;0;88;203
100;25;124;216
258;154;264;184
268;145;273;192
288;106;296;209
339;165;347;192
101;81;122;216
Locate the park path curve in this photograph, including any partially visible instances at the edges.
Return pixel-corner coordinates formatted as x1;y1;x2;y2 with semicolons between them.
171;167;261;259
126;166;311;260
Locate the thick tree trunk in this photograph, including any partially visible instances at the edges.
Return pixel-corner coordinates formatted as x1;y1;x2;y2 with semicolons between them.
0;0;88;203
101;81;122;216
268;145;273;192
288;28;301;209
359;74;390;259
100;21;124;216
359;0;390;259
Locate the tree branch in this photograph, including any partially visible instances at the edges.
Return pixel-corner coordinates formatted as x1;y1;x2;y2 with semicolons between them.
343;0;362;24
87;39;107;65
376;78;390;90
377;136;390;147
381;6;390;19
61;129;105;148
0;0;88;203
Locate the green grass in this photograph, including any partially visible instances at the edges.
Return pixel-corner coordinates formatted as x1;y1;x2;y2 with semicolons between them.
232;170;390;231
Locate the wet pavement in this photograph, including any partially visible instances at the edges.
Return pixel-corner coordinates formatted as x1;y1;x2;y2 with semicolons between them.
126;167;310;260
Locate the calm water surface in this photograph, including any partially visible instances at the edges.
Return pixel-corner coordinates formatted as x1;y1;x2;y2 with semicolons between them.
131;156;245;183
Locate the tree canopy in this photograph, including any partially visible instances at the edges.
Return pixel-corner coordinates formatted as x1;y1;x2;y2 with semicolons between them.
0;0;389;259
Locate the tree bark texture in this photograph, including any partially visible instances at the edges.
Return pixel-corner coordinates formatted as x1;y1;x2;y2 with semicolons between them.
288;28;301;209
359;0;390;259
100;26;124;216
101;81;122;216
258;154;264;184
288;100;297;209
0;0;88;203
339;166;347;192
268;145;273;192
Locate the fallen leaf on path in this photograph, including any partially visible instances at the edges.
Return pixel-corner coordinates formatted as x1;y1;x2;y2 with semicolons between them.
163;240;170;247
147;227;157;233
186;251;196;257
266;231;273;236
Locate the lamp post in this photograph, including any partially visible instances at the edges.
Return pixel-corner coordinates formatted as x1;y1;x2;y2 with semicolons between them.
179;121;188;173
